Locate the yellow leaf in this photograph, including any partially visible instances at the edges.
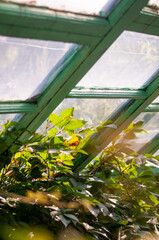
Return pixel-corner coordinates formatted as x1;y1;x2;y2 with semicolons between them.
14;152;21;159
64;135;79;147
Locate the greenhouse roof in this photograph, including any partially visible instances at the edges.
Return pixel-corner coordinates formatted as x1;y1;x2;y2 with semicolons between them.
0;0;159;171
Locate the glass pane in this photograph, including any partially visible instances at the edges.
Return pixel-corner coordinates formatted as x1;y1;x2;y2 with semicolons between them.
37;98;126;133
0;35;74;100
77;31;159;89
152;96;159;103
7;0;120;16
154;149;159;156
148;0;159;7
130;113;159;152
0;114;22;130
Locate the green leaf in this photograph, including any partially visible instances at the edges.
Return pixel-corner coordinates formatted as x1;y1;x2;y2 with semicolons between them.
40;150;48;160
60;108;74;119
83;222;94;230
12;167;19;173
50;136;64;147
0;138;9;149
108;212;119;221
101;120;113;126
99;172;108;181
48;128;58;137
124;123;134;132
97;203;109;216
65;130;74;136
133;121;144;128
14;152;22;159
64;214;79;222
29;134;44;143
154;155;159;161
132;129;147;133
128;166;138;178
149;194;159;206
60;154;74;161
76;149;88;155
139;170;153;177
10;144;20;154
85;130;96;139
78;128;93;134
119;220;128;226
61;154;74;166
2;120;18;130
64;119;86;131
97;123;117;130
49;113;60;126
58;215;71;227
145;154;153;159
63;160;73;166
57;165;71;173
30;166;42;179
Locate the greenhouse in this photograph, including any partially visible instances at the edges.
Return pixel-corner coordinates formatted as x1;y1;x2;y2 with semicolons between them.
0;0;159;239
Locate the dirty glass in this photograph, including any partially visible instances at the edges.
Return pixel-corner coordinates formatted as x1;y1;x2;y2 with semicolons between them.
6;0;120;16
152;96;159;103
130;113;159;152
0;114;22;130
37;98;126;133
154;149;159;156
77;31;159;89
0;35;75;100
148;0;159;7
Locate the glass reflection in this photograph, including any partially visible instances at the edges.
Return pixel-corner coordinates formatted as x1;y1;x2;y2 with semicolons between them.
37;98;126;133
77;31;159;89
0;114;22;130
6;0;119;15
130;113;159;152
0;36;74;100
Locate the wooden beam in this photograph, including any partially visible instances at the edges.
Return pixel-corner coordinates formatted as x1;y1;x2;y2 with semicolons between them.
0;102;37;113
128;7;159;36
0;0;149;158
144;103;159;112
0;1;110;45
138;133;159;154
68;89;147;99
16;0;148;146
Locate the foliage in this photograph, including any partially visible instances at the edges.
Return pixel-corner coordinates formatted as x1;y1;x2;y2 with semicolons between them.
0;108;159;240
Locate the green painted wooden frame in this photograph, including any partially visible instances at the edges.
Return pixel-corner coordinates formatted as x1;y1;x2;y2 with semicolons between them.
0;0;147;142
144;103;159;112
139;134;159;155
128;7;159;36
0;1;109;46
1;0;159;162
0;102;37;113
0;0;155;114
73;73;159;171
68;89;147;99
